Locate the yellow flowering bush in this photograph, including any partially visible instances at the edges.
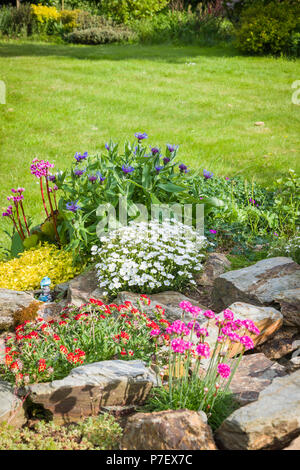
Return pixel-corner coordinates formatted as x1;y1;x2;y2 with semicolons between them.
31;4;60;24
30;5;81;33
0;244;82;291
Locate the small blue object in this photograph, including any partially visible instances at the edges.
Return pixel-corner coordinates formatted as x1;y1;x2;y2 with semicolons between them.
39;276;52;302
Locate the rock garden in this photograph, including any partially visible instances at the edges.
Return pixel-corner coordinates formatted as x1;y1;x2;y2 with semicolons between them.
0;133;299;451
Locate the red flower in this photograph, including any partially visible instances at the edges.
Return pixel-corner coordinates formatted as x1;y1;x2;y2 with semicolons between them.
120;349;127;356
59;345;68;355
5;355;13;366
38;359;47;372
53;334;61;341
89;298;104;306
10;361;19;371
128;350;134;356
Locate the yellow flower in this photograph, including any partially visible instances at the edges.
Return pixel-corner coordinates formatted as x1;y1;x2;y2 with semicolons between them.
0;244;82;291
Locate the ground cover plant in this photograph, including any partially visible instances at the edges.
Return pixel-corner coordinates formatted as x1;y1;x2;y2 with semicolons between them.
0;413;122;450
92;219;208;296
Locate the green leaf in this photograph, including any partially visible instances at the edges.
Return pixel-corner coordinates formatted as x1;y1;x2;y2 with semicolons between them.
157;182;186;193
11;232;24;258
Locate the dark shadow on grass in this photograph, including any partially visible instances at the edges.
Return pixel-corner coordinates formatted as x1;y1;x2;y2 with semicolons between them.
0;41;240;63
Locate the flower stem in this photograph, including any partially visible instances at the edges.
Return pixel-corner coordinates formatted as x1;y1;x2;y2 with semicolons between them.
40;178;49;218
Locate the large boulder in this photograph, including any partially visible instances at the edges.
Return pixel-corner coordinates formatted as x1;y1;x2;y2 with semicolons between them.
229;353;286;405
274;288;300;328
212;257;300;312
216;370;300;450
67;269;105;307
0;288;36;330
0;380;26;427
116;291;207;323
24;360;157;424
121;409;217;450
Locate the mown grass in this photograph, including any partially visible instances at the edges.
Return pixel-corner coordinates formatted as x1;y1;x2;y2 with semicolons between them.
0;40;299;249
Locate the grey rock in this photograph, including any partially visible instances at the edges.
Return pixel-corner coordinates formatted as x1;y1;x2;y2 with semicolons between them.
216;370;300;450
0;288;35;330
67;269;106;307
25;360;158;424
196;252;231;287
212;257;300;312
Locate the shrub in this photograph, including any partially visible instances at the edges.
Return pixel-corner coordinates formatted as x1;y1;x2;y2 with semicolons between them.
130;6;225;45
0;243;82;291
0;414;122;450
67;25;133;44
92;219;208;297
100;0;169;24
0;4;33;36
235;0;300;56
0;296;168;385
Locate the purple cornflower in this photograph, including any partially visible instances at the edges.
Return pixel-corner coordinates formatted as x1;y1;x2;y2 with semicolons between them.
203;169;213;179
163;157;170;165
274;232;279;237
135;132;148;142
150;146;160;155
155;166;164;173
105;143;110;151
179;163;189;173
66;200;81;213
209;229;217;234
88;174;98;183
74;168;86;177
74;152;88;162
122;165;135;174
167;144;178;153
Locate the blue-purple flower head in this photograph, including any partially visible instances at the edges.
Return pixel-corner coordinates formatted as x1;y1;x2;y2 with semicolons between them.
122;165;135;174
135;132;148;142
167;144;178;153
203;169;213;179
163;157;170;165
150;146;160;155
179;163;189;174
74;168;86;177
66;200;81;213
105;143;110;151
96;171;106;182
155;165;164;173
74;152;88;162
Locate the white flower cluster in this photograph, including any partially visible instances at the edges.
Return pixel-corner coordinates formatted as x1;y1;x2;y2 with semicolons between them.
91;219;208;297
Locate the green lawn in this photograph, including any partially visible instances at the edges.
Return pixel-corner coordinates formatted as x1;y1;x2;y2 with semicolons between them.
0;40;299;249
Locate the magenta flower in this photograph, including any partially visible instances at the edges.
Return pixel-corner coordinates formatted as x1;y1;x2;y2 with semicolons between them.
240;335;254;350
209;229;217;234
223;309;234;321
217;363;231;379
171;337;193;354
150;329;161;337
196;342;210;359
166;320;190;337
203;310;215;320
